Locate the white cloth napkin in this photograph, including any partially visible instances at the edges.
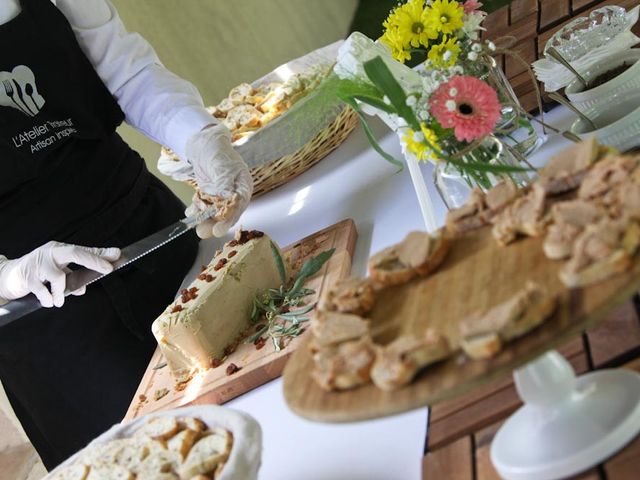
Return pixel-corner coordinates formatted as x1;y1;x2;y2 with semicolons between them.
533;6;640;92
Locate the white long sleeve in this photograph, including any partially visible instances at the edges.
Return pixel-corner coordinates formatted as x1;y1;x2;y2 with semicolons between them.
53;0;216;160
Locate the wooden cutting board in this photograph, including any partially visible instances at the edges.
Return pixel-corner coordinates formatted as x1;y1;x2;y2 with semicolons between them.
283;225;640;423
124;219;357;420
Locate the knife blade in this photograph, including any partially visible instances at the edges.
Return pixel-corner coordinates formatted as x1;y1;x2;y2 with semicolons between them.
0;206;218;327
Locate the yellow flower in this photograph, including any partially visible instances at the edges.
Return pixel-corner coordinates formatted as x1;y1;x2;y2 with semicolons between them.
403;124;441;162
427;36;461;68
424;0;464;36
381;29;412;63
395;0;438;48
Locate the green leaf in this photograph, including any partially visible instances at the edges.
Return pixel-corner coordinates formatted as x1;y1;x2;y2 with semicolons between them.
270;241;288;285
363;56;420;130
340;96;404;169
447;158;533;174
289;249;335;294
279;304;315;317
350;94;395;114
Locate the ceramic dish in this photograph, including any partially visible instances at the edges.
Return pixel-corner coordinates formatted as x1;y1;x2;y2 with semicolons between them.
565;49;640;113
570;100;640;151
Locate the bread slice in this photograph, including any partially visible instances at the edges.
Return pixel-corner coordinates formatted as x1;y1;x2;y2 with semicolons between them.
179;417;207;433
410;233;450;277
460;332;503;360
370;331;451;391
368;231;450;287
167;428;199;461
319;277;377;315
312;336;376;391
133;417;180;442
539;138;601;195
368;244;416;286
177;429;233;479
85;466;133;480
310;311;370;349
560;249;631;288
50;465;89;480
459;282;556;359
445;188;488;235
135;473;178;480
132;450;181;477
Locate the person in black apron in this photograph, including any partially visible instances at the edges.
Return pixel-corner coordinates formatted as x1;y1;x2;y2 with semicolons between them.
0;0;251;468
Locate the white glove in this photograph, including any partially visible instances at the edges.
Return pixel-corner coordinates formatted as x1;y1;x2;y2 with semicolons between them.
0;242;121;308
184;124;253;238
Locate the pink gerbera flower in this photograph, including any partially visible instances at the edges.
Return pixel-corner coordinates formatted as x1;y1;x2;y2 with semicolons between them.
462;0;483;14
429;76;501;143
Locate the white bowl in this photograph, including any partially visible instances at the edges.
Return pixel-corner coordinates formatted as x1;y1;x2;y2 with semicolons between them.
565;49;640;113
570;100;640;151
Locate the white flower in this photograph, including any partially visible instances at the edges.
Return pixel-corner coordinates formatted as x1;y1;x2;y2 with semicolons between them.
445;100;456;112
406;95;417;107
471;42;482;53
487;41;496;51
443;50;452;62
395;117;408;128
418;109;431;121
467;51;478;61
461;13;485;41
449;87;458;96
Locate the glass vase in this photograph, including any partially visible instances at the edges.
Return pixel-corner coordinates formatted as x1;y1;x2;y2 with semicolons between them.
433;135;530;210
468;57;545;158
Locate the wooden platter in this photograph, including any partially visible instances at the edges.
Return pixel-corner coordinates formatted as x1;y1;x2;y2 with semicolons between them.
283;225;640;423
124;219;357;420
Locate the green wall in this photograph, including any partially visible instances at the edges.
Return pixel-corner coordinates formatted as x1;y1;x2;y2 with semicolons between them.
111;0;359;204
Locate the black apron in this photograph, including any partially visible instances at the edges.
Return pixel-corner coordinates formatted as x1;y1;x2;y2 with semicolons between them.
0;0;198;468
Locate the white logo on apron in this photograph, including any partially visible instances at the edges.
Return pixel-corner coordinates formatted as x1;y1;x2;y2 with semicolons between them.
0;66;45;117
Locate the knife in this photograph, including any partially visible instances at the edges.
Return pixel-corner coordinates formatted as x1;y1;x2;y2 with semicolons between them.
0;206;218;327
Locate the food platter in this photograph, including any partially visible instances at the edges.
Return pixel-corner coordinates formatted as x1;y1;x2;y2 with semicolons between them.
283;225;640;423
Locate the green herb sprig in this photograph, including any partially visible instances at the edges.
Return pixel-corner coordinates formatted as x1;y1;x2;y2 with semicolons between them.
247;243;335;352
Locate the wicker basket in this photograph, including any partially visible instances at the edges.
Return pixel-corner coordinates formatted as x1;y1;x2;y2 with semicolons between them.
247;106;358;198
183;107;358;200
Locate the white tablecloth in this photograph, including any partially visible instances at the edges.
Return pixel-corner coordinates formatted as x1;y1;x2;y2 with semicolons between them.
183;106;578;480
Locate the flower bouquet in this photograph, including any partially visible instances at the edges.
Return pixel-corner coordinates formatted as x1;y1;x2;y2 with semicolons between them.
325;1;551;225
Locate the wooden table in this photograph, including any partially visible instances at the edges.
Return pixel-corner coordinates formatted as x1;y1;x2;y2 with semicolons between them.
422;298;640;479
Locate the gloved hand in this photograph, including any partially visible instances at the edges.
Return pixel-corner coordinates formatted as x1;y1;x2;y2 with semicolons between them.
184;124;253;238
0;242;121;308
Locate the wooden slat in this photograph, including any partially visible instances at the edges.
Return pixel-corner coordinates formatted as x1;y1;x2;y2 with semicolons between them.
507;13;539;42
539;0;571;30
431;337;583;423
475;421;503;480
422;436;473;480
510;0;539;23
505;39;538;78
482;6;510;39
571;0;601;11
586;301;640;367
428;349;589;450
604;435;640;480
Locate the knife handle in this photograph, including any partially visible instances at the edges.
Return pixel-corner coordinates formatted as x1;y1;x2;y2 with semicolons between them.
182;205;219;229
